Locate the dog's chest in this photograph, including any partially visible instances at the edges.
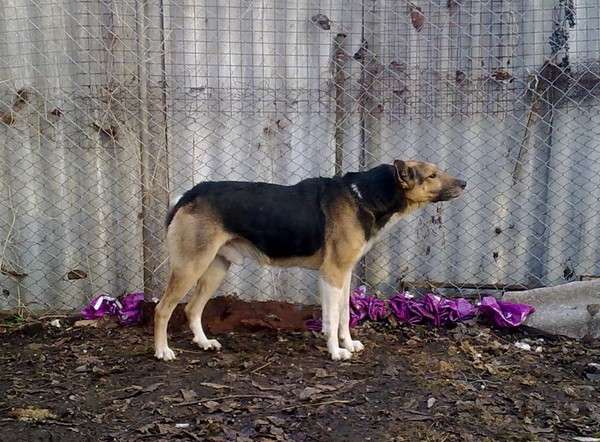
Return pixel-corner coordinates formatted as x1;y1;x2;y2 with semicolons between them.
361;212;403;255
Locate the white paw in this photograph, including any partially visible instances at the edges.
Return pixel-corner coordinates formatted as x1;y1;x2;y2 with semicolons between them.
342;339;365;353
194;338;222;351
330;348;352;361
154;346;176;361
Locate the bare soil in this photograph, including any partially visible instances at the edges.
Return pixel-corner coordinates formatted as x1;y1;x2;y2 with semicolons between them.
1;316;599;441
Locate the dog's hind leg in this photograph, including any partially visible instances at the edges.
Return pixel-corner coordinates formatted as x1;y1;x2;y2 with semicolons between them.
154;247;221;361
185;255;230;351
154;266;202;361
338;272;364;353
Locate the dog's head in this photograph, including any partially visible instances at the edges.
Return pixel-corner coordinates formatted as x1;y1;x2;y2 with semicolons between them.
393;160;466;203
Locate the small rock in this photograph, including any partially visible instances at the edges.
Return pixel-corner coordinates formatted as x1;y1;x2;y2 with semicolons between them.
514;341;531;351
26;343;44;351
267;416;286;427
49;319;61;328
180;389;197;401
74;319;100;328
427;397;436;409
313;368;328;378
584;363;600;382
155;423;171;434
270;425;284;435
92;366;109;375
203;401;220;412
383;365;399;376
298;386;322;400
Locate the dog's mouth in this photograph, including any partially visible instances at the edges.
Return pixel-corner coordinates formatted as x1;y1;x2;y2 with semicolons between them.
433;183;466;202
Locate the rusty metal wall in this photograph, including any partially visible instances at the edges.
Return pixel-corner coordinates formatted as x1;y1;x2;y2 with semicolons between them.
1;0;599;311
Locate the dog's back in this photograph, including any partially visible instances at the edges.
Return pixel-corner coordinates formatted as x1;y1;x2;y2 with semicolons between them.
167;178;334;259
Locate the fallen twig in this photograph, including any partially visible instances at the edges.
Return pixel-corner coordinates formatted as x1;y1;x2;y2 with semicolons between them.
36;314;72;321
174;394;282;407
0;418;76;427
250;360;273;374
399;408;432;417
280;399;353;412
182;430;203;441
251;381;284;392
172;347;207;355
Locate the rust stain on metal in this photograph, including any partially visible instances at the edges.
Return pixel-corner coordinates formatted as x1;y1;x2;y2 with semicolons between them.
310;13;331;31
410;5;425;32
91;122;119;141
0;88;32;126
49;108;63;117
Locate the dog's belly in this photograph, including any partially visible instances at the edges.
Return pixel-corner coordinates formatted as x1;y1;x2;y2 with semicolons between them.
218;239;323;270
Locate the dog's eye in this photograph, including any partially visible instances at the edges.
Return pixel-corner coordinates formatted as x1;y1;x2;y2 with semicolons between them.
429;173;437;179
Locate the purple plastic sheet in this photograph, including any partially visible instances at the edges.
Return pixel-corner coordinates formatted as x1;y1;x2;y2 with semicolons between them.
415;294;478;326
350;286;389;326
305;287;533;331
478;296;535;328
118;292;145;326
305;318;323;332
81;294;122;320
388;293;423;325
81;292;145;326
446;297;478;322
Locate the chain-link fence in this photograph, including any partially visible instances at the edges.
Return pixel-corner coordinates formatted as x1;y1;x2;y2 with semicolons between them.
1;0;599;313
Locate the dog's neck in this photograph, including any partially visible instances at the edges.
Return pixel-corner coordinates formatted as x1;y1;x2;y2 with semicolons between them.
342;165;417;231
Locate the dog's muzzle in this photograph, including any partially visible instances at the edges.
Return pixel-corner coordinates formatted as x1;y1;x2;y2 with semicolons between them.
435;179;466;202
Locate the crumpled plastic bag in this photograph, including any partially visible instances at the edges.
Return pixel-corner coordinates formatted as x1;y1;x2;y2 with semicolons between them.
388;292;477;326
81;292;145;326
478;296;536;328
117;292;145;326
305;286;533;331
350;286;388;327
81;294;122;320
388;292;423;325
304;318;323;332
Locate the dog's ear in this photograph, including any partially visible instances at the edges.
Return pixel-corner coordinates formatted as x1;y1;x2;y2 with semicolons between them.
393;160;414;190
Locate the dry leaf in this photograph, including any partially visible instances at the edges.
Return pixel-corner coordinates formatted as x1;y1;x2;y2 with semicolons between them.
180;389;197;401
9;406;57;422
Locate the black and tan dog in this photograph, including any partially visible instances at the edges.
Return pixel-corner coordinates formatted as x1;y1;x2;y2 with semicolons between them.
154;160;466;361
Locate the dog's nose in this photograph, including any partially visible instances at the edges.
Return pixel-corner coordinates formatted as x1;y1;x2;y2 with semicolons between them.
457;179;467;189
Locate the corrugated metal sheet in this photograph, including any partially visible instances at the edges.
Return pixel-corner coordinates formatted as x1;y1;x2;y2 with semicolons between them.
0;0;145;310
1;0;599;310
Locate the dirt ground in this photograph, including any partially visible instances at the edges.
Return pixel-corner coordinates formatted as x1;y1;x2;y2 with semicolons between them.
1;316;599;441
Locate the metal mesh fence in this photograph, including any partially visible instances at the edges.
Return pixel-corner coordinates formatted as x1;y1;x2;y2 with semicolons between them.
1;0;600;313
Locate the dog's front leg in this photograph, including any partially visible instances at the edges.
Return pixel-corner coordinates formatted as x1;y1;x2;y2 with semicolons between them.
339;272;364;353
319;276;352;361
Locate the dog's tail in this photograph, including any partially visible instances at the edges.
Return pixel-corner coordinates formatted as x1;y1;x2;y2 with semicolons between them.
165;193;184;228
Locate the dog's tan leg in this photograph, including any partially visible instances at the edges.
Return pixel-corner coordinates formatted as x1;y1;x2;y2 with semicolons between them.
338;272;364;353
184;256;230;351
154;267;200;361
154;248;220;361
319;266;353;361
